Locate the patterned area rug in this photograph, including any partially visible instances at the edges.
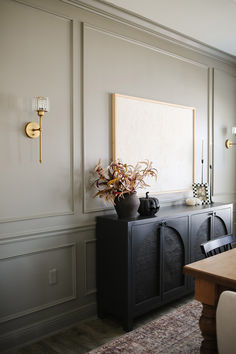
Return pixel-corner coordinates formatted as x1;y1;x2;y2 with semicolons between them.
89;301;203;353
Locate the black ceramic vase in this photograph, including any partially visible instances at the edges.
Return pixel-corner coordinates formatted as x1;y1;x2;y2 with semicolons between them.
114;192;140;218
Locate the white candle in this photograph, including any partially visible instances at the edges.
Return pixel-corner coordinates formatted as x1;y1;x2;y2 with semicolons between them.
202;139;204;160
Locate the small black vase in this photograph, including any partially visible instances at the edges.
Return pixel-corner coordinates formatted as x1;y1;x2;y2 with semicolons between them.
114;192;140;218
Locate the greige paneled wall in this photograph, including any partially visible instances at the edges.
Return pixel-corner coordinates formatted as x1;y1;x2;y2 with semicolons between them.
83;23;209;212
0;0;235;351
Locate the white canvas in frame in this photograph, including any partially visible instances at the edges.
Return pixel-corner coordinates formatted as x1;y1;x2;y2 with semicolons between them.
112;94;195;195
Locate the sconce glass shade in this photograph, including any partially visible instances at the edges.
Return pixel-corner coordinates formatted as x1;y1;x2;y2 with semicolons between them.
32;96;49;112
232;127;236;135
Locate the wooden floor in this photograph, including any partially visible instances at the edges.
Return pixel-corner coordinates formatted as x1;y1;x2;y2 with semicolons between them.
8;295;193;354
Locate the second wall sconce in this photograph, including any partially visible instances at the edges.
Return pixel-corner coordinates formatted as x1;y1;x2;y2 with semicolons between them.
225;127;236;149
25;96;49;163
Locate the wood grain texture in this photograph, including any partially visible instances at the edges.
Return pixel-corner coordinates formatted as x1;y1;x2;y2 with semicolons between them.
184;248;236;353
199;304;217;353
184;248;236;289
194;279;217;305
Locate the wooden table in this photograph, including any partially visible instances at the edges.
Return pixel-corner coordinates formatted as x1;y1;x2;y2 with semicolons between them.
184;248;236;353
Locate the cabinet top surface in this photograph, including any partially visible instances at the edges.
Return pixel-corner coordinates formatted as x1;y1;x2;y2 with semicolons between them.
96;202;232;223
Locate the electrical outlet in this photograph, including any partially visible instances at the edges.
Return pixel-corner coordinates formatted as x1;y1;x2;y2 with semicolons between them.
48;268;57;285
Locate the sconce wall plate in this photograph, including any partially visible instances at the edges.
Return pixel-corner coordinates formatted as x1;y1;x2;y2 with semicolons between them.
225;139;232;149
225;127;236;149
25;122;40;138
225;139;236;149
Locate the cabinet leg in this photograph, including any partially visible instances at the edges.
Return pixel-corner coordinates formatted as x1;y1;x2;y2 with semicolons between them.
123;318;133;332
97;310;106;319
199;303;217;353
97;303;106;319
97;297;106;319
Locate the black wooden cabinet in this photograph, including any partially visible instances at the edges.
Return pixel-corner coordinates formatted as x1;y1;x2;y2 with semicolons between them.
96;202;232;331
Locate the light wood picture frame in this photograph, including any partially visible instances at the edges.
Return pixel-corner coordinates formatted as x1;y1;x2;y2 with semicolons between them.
112;93;195;195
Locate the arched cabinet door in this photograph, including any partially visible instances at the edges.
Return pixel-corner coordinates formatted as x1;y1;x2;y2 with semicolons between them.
132;222;161;312
212;208;232;239
160;216;189;303
190;212;212;262
190;206;232;263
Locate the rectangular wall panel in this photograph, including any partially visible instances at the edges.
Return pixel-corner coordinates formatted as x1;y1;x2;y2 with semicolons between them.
0;0;73;221
213;69;236;196
83;25;209;212
0;244;76;322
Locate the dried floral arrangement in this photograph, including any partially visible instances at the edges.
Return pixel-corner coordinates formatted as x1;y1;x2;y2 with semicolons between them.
92;159;157;204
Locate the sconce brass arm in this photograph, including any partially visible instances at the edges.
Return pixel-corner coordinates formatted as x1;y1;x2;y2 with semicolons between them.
25;111;44;163
39;116;42;163
25;97;48;164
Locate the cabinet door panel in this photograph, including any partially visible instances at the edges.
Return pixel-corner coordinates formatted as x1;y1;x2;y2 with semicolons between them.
213;208;232;239
162;216;189;300
132;223;161;305
191;213;211;262
163;226;185;292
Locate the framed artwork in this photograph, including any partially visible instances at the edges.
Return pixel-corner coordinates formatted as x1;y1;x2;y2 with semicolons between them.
112;93;196;195
192;183;210;205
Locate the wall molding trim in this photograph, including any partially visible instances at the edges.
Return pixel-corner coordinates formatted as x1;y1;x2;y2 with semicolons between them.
61;0;236;66
0;223;96;244
84;23;210;69
0;210;75;225
84;239;97;296
0;302;96;353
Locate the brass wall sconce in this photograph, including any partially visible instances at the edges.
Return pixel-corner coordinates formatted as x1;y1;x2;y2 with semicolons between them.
225;127;236;149
25;97;49;163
